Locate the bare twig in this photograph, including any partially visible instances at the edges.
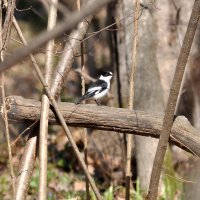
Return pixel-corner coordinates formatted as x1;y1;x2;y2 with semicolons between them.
10;121;38;146
147;0;200;199
13;17;102;200
164;173;195;184
11;6;145;60
74;68;96;82
0;0;111;74
125;1;139;199
38;0;58;199
0;75;16;199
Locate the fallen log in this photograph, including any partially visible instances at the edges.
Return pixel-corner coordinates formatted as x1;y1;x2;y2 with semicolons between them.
3;95;200;156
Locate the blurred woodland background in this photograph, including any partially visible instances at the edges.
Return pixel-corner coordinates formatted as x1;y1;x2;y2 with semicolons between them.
1;0;200;199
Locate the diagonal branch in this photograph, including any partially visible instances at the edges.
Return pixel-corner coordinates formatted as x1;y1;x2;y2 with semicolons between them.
13;18;41;200
12;14;102;199
12;16;102;200
0;0;111;74
147;0;200;199
50;0;94;98
26;55;103;200
12;0;107;198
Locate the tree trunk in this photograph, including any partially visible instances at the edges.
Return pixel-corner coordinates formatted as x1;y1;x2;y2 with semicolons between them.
134;3;164;192
118;0;165;192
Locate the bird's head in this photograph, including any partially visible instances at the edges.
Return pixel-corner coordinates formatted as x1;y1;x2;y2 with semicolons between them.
99;71;113;81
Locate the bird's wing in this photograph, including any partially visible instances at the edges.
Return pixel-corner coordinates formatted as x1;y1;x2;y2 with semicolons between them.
81;90;97;99
88;80;107;93
76;80;108;104
82;80;107;99
75;90;96;104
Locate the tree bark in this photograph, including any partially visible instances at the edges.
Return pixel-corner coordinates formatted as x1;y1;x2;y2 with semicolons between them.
4;95;200;157
115;0;130;106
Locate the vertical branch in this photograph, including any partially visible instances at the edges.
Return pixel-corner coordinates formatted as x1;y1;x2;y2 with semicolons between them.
77;0;90;198
125;0;139;199
81;28;90;200
1;75;16;199
147;0;200;199
0;1;15;198
38;0;58;199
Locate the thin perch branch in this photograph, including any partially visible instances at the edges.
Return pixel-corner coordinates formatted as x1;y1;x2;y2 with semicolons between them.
4;95;200;157
147;0;200;199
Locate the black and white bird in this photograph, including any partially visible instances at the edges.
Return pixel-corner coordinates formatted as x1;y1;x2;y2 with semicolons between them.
76;71;113;105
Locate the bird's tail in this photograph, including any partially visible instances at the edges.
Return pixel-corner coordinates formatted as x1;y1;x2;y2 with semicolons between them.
75;91;94;104
75;96;87;104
